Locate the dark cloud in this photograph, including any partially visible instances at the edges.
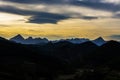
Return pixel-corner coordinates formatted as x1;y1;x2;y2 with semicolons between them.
0;0;119;24
81;16;98;20
113;13;120;18
2;0;118;24
72;0;120;12
0;6;29;15
1;0;102;4
3;0;120;12
0;6;70;24
2;0;68;4
109;35;120;40
0;5;99;24
27;13;69;24
3;0;41;3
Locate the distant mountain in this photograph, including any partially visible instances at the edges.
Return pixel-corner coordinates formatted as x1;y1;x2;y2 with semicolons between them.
10;35;107;46
10;34;25;43
92;37;106;46
10;34;49;44
52;37;106;46
65;38;89;44
25;37;48;44
52;38;89;44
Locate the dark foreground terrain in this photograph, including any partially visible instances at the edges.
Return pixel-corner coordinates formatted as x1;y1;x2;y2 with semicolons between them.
0;37;120;80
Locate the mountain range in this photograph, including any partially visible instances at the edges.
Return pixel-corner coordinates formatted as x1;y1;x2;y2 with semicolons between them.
10;34;106;46
10;34;49;45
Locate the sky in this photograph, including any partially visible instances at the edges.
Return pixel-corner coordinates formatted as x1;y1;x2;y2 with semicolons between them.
0;0;120;40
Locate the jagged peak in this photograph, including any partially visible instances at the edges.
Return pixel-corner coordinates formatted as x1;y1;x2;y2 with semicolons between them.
10;34;24;40
94;37;105;41
15;34;22;37
92;37;106;46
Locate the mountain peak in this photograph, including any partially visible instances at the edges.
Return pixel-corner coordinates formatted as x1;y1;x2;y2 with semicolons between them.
95;37;104;41
12;34;24;40
92;37;106;46
10;34;25;43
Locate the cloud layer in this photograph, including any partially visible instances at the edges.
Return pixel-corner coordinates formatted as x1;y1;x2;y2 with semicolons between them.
109;35;120;40
0;0;120;24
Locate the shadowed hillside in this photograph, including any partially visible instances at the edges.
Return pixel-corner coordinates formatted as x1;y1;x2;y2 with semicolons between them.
0;37;120;80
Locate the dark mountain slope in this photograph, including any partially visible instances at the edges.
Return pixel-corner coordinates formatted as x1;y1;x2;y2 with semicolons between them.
0;37;68;80
84;40;120;69
0;37;120;80
29;41;98;62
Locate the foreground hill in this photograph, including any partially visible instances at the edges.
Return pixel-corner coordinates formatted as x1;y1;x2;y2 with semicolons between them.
0;37;67;80
0;37;120;80
84;40;120;68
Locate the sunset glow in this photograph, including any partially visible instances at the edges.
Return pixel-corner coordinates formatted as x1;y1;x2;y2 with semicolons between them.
0;0;120;40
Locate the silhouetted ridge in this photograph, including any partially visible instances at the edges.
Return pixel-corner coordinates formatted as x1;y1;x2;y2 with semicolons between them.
54;41;74;46
80;41;97;46
84;40;120;68
77;41;98;56
102;40;120;47
0;36;16;45
97;40;120;56
0;37;7;40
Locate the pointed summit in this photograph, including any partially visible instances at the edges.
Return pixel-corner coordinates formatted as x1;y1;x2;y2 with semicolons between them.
10;34;25;43
95;37;104;41
92;37;106;46
13;34;24;40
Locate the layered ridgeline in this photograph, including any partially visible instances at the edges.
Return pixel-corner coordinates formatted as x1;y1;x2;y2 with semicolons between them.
10;34;48;45
0;35;120;80
10;34;106;46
